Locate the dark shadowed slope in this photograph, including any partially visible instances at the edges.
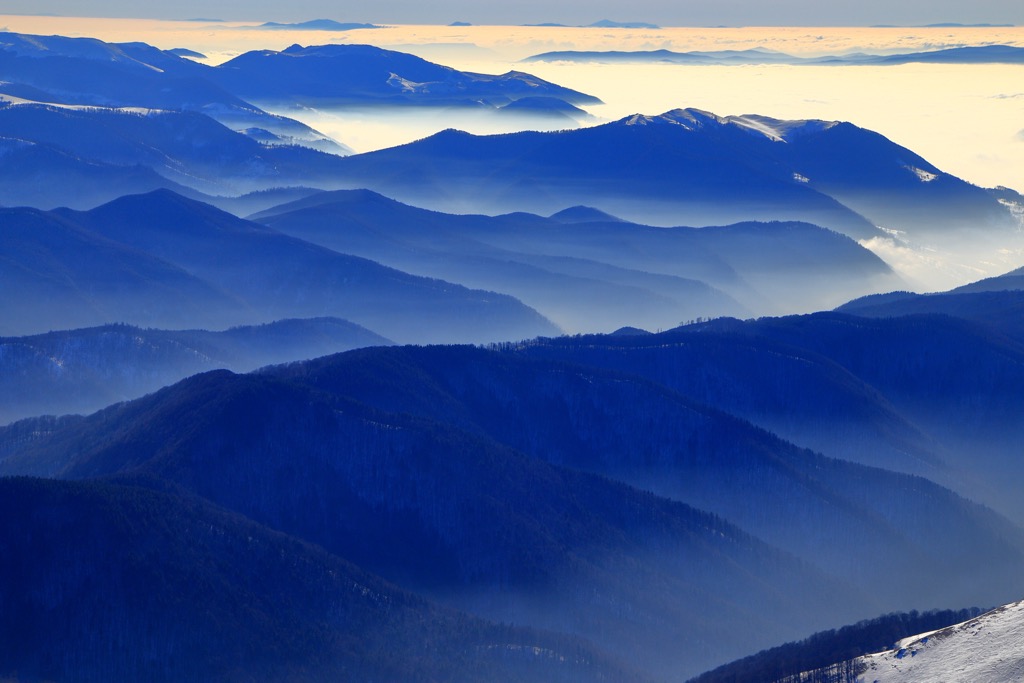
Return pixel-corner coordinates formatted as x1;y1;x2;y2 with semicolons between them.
0;367;872;682
516;313;1024;524
5;345;1024;677
0;477;641;683
268;345;1024;614
838;287;1024;342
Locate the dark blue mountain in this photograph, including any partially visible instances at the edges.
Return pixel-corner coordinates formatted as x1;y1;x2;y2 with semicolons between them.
211;43;601;108
516;312;1024;524
0;31;343;152
0;477;637;683
6;318;1024;677
0;367;870;681
838;287;1024;341
862;44;1024;64
498;96;592;122
0;102;351;203
267;345;1024;613
0;318;391;424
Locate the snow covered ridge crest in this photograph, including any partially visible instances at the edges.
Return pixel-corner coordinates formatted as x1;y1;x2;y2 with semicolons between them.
622;107;840;141
797;599;1024;682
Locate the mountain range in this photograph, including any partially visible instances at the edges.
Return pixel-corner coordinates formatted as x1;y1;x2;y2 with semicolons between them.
249;188;898;321
0;31;345;153
523;44;1024;66
0;363;870;681
0;31;597;130
512;293;1024;524
212;43;600;109
5;300;1024;678
0;476;636;683
0;189;558;343
0;318;390;424
2;43;1019;288
4;24;1024;683
320;108;1020;264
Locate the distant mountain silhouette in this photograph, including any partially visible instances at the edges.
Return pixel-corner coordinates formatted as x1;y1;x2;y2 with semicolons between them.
252;188;899;320
0;204;248;334
0;31;343;152
0;318;391;424
211;43;600;108
523;20;660;28
588;19;660;28
256;19;382;30
1;190;559;343
0;103;351;204
317;108;1019;279
498;96;592;122
323;108;1014;240
0;132;203;209
524;44;1024;66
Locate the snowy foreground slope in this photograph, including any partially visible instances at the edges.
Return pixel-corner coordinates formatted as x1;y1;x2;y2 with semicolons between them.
822;600;1024;682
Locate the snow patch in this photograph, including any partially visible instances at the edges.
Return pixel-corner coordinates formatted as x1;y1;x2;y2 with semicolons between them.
905;166;938;182
386;73;425;93
997;198;1024;229
854;600;1024;682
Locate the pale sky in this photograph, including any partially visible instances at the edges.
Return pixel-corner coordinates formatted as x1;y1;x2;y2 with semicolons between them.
7;0;1022;27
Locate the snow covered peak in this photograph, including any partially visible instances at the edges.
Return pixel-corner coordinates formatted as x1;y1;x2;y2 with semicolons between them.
848;599;1024;682
724;114;839;142
617;108;840;141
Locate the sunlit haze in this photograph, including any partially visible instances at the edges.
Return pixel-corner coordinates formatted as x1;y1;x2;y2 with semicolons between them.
3;15;1024;289
4;16;1021;197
